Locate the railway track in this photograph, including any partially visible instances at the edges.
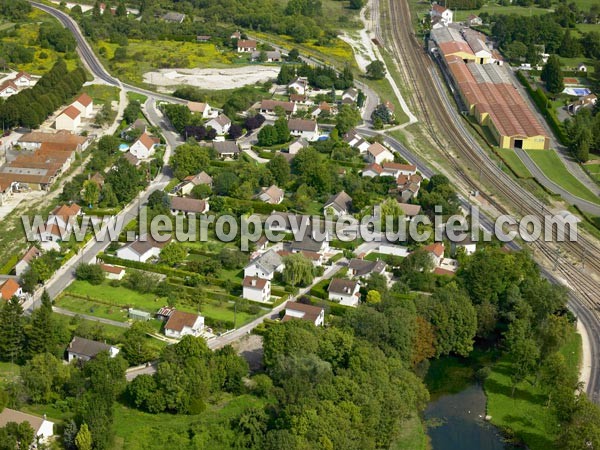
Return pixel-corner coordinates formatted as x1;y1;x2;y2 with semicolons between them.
384;0;600;395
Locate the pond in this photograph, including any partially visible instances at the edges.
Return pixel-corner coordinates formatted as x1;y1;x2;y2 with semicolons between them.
424;383;522;450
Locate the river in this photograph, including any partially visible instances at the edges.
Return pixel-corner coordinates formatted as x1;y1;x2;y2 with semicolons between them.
424;383;522;450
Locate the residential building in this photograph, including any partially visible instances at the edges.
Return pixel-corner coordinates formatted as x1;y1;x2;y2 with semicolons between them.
244;249;284;280
170;197;209;215
381;162;417;177
449;234;477;256
424;242;445;266
66;336;120;362
328;278;361;307
15;246;42;277
290;226;329;255
0;279;22;300
0;80;18;98
256;185;284;204
289;94;310;105
251;50;281;62
342;87;359;103
116;235;169;262
213;140;240;159
397;202;422;219
348;258;386;278
156;306;175;321
311;102;336;118
288;137;309;154
567;94;597;115
259;100;297;116
123;152;140;167
72;93;94;118
186;171;213;187
237;39;258;52
164;310;204;339
162;11;185;23
55;105;81;131
0;409;54;446
186;101;213;119
17;130;88;152
34;224;65;250
287;119;319;141
365;142;394;164
48;203;81;231
242;276;271;303
467;14;482;26
287;77;308;95
231;31;242;40
343;130;370;153
12;71;32;88
100;264;126;280
283;301;324;326
430;4;453;26
130;133;158;159
206;114;231;135
324;191;352;216
361;162;383;177
121;119;147;139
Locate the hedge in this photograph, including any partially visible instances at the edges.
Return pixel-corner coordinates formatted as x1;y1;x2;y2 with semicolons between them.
515;71;568;144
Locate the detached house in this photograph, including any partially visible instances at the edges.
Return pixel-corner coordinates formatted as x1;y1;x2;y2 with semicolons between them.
290;226;329;255
288;77;309;95
0;279;22;301
396;173;422;202
430;4;453;26
130;133;158;159
328;278;361;307
324;191;352;216
0;80;18;98
348;258;386;278
237;39;258;52
116;235;169;262
288;137;309;155
170;197;209;215
55;105;81;131
72;93;94;118
424;242;445;267
283;301;325;326
259;100;297;117
365;142;394;165
244;249;284;280
213;140;240;159
242;276;271;303
256;185;284;204
381;162;417;177
15;246;42;277
342;88;359;103
186;101;213;119
49;203;81;231
164;310;205;339
288;119;319;141
12;71;32;88
0;409;54;446
206;114;231;135
66;336;120;362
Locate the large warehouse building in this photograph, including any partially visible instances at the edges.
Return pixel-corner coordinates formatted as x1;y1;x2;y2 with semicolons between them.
431;26;549;150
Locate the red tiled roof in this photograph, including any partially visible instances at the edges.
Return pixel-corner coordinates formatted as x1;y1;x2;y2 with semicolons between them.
237;39;257;48
60;105;81;120
100;264;125;275
0;279;20;300
424;242;445;258
74;93;93;107
136;133;155;151
0;80;18;93
243;276;268;289
165;310;200;332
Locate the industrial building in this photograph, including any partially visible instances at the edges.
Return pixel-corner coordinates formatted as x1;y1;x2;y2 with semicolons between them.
430;26;549;150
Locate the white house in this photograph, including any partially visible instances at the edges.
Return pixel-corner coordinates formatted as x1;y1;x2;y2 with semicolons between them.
130;133;157;159
15;246;42;277
244;249;284;280
380;162;418;178
328;278;361;307
0;80;18;98
237;39;258;52
324;191;352;216
424;242;445;266
348;258;386;278
283;301;325;326
365;142;394;165
186;101;213;119
48;203;81;231
288;77;308;95
66;336;120;362
431;4;453;26
0;409;54;446
578;63;587;72
100;264;126;280
242;276;271;303
164;310;204;339
361;162;383;177
0;279;23;301
116;235;168;262
467;14;482;26
342;88;359;103
256;185;284;204
12;71;32;88
72;93;94;118
55;105;81;131
287;119;319;141
288;137;309;155
206;114;231;135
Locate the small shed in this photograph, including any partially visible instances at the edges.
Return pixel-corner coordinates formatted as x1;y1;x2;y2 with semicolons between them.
128;308;151;321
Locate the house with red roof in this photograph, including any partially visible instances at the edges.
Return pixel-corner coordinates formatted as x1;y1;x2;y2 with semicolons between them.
55;105;82;131
0;80;18;98
72;93;94;118
12;71;32;88
242;276;271;303
0;279;23;301
430;4;453;26
130;133;158;159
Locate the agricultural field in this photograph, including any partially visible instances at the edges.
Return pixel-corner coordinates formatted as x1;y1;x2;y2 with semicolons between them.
452;3;552;21
525;150;600;204
82;84;120;106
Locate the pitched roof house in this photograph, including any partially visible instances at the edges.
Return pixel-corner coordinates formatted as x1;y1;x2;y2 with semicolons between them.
72;93;94;118
365;142;394;165
49;203;81;230
324;191;352;216
288;137;309;155
256;185;284;204
0;409;54;445
237;39;258;52
283;301;325;326
55;105;81;131
164;310;204;339
242;276;271;303
287;119;319;141
213;140;240;159
206;114;231;135
244;249;284;280
170;196;209;215
0;80;18;98
186;101;212;118
15;246;42;277
348;258;387;278
116;235;170;262
328;278;361;307
66;336;120;362
259;100;297;116
0;279;22;300
130;133;158;159
380;162;417;177
12;71;32;87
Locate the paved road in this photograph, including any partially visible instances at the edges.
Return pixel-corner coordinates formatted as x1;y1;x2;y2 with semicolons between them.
515;148;600;216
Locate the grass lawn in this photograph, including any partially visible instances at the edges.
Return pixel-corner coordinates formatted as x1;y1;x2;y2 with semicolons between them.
55;295;130;322
584;163;600;183
0;362;21;386
52;311;127;341
66;280;159;307
558;55;597;74
485;329;581;450
82;84;120;106
453;3;552;21
496;148;533;179
111;394;267;450
525;150;600;204
392;415;428;450
127;91;148;104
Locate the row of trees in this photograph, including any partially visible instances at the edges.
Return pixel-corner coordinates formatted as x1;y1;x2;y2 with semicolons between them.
0;59;86;129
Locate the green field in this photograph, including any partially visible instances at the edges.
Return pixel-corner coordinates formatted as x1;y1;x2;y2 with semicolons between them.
82;84;120;106
55;295;130;322
453;3;552;21
392;415;429;450
584;163;600;183
525;150;600;204
485;330;581;450
496;148;533;179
